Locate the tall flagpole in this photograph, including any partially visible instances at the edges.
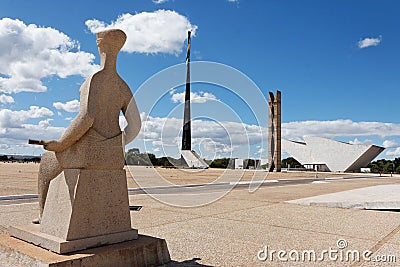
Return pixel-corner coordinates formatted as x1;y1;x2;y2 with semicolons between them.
182;31;191;151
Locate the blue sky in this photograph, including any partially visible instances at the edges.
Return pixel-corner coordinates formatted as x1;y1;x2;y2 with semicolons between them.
0;0;399;160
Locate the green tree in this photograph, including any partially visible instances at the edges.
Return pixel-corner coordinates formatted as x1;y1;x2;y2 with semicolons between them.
396;166;400;174
147;153;157;166
368;158;399;174
210;158;232;168
125;150;153;166
157;157;173;167
129;148;140;154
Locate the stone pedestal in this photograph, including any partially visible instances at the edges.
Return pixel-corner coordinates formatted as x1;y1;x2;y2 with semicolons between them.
10;169;137;253
0;234;170;267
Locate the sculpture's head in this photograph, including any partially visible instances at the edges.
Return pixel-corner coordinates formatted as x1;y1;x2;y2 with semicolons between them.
96;29;127;55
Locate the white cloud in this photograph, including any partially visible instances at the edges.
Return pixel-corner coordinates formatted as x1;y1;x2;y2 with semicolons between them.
0;106;53;129
85;10;197;54
382;140;398;148
348;138;372;145
0;123;64;146
282;120;400;140
386;147;400;156
358;36;382;49
53;99;80;113
255;147;266;155
170;91;218;104
0;144;10;150
153;0;169;3
0;18;98;93
0;106;62;150
0;94;14;104
131;116;400;159
138;113;265;159
38;118;53;128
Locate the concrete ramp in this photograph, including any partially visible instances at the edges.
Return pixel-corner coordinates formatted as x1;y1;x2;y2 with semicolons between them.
287;184;400;210
181;150;209;169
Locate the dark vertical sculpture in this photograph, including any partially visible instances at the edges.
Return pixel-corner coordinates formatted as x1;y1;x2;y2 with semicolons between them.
182;31;191;151
268;90;281;172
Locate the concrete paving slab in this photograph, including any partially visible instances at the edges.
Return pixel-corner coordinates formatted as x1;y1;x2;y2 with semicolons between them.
129;194;165;208
218;178;400;204
287;184;400;210
386;231;400;246
372;243;400;266
141;197;270;217
130;207;202;230
143;216;377;266
212;203;400;241
0;203;37;229
2;166;400;266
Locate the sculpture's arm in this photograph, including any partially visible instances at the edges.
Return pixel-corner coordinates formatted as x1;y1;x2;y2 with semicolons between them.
43;78;94;152
43;113;94;153
121;94;141;147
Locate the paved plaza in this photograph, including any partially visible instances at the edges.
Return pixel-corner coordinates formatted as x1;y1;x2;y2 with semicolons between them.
1;164;400;266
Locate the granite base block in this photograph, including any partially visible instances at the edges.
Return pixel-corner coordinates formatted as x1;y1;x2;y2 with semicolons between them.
9;224;138;254
0;233;170;267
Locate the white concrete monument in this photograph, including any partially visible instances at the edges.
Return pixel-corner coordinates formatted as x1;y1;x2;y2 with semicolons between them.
282;136;384;172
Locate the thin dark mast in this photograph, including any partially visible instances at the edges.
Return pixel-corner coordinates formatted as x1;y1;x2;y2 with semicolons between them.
182;31;191;151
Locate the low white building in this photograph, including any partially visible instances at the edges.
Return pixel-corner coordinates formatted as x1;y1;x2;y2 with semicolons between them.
234;159;244;169
282;136;384;172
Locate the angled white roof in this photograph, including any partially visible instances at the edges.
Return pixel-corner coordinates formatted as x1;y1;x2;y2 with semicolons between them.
282;136;384;172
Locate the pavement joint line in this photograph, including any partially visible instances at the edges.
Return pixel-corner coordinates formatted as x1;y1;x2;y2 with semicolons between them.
142;208;262;229
217;215;387;243
350;224;400;267
139;214;205;231
147;203;271;226
207;214;348;238
208;205;278;219
149;202;270;219
225;194;280;204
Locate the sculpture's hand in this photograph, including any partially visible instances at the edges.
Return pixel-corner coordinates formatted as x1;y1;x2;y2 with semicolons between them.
42;140;65;152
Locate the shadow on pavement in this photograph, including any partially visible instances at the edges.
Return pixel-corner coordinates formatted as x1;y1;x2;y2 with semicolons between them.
163;257;214;266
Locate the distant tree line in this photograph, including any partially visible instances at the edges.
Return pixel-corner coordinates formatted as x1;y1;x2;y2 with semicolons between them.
208;158;233;169
0;155;40;163
125;149;266;169
4;149;397;174
125;149;184;168
207;158;261;169
368;158;400;174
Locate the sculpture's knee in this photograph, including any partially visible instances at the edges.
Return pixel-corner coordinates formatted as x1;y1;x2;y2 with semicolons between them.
39;152;61;183
41;152;55;162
